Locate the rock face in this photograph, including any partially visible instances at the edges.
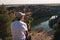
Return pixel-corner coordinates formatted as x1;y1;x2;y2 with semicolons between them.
31;32;53;40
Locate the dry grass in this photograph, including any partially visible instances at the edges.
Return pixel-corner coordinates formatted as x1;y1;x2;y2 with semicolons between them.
31;32;53;40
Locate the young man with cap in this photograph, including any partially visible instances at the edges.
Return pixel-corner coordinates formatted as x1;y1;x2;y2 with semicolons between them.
11;12;28;40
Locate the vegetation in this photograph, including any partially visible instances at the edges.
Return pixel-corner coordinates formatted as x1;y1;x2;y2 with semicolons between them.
0;5;12;40
53;13;60;40
7;5;60;27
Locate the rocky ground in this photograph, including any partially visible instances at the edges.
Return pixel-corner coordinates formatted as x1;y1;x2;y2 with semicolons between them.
31;30;55;40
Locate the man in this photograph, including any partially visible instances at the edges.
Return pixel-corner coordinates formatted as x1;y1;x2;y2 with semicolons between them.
11;12;28;40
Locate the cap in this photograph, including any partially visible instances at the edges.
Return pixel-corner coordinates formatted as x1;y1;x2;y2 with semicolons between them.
16;12;25;18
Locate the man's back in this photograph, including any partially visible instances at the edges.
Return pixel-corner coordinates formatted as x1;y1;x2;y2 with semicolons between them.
11;21;28;40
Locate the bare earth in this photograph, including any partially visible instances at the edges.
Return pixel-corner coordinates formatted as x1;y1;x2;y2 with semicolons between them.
31;32;54;40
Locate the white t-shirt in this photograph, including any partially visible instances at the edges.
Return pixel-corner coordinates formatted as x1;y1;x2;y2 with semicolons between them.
11;21;28;40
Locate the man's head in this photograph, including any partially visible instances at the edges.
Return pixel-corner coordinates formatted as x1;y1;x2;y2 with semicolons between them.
16;12;25;21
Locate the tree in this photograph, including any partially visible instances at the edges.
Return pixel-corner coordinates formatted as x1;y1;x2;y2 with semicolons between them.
23;8;33;32
0;5;12;40
52;12;60;40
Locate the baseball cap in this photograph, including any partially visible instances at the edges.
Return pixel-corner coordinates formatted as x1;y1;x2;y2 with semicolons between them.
16;12;25;18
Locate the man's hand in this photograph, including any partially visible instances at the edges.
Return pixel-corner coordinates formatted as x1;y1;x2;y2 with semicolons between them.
25;31;29;36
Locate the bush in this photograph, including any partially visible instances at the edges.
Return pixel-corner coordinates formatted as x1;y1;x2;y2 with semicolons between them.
0;5;12;40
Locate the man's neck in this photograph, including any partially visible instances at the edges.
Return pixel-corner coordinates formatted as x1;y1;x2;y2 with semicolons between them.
20;20;24;22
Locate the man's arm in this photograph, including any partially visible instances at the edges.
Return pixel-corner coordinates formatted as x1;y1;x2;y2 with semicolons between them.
22;23;28;36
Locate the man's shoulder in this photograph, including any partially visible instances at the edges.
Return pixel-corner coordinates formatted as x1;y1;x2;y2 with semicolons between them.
11;21;27;26
20;21;26;25
11;21;19;25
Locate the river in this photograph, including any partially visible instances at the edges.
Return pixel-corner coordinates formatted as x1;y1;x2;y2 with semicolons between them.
32;15;57;32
